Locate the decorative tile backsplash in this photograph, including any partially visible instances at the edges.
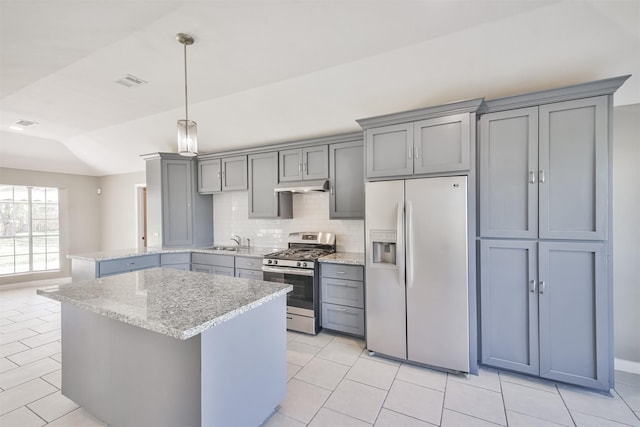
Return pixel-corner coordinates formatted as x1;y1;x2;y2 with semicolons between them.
213;192;364;253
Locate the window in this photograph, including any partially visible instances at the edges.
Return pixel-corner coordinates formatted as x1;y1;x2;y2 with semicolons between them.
0;185;60;275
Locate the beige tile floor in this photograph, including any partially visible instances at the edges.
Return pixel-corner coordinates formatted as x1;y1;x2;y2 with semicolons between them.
0;285;639;427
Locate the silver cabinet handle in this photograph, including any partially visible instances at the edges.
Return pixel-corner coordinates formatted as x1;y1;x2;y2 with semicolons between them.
408;147;413;159
539;169;545;184
335;307;347;312
539;280;546;294
126;262;135;266
335;271;346;275
303;163;307;172
333;281;357;288
529;171;536;184
529;279;537;293
298;163;302;172
415;146;420;159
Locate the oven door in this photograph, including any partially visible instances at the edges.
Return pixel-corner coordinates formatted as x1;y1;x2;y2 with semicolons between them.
262;266;315;314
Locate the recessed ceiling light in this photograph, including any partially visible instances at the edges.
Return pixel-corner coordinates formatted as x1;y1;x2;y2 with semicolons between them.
15;120;38;127
115;74;148;88
9;125;23;131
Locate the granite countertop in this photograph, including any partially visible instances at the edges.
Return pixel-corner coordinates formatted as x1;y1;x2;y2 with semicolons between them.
68;246;280;262
319;252;365;266
37;268;292;340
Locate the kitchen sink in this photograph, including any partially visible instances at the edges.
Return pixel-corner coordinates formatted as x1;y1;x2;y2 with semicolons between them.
208;246;238;252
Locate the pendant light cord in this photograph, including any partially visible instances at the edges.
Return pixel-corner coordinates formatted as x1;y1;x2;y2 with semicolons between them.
184;42;189;123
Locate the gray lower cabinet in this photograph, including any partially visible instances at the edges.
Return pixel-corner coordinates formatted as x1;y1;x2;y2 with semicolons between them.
479;96;608;240
98;255;160;277
160;253;191;271
329;140;364;219
197;156;248;194
320;264;365;337
480;240;609;390
235;256;263;280
248;152;292;219
144;153;213;248
191;253;234;277
279;145;328;182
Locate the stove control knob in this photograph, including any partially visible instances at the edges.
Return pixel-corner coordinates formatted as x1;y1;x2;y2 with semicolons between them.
296;262;301;267
302;262;308;268
273;260;278;265
267;259;272;264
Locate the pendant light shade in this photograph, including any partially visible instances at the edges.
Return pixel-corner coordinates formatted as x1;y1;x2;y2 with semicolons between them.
176;33;197;156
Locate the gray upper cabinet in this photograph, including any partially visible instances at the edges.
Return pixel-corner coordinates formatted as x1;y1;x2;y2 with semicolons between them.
413;113;471;174
479;107;539;238
538;97;608;240
279;145;329;182
358;99;483;180
480;96;608;240
197;155;247;193
144;153;213;248
365;123;413;178
198;158;222;193
248;152;292;219
329;140;364;219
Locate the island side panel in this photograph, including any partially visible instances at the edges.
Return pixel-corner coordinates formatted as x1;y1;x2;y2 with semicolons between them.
71;258;98;281
61;304;202;427
201;294;287;427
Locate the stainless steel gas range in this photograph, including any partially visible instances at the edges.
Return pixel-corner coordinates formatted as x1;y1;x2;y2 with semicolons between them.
262;232;336;335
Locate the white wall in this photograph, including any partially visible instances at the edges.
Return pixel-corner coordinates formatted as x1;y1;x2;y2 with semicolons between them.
613;105;640;364
213;191;364;253
0;167;101;285
98;171;146;251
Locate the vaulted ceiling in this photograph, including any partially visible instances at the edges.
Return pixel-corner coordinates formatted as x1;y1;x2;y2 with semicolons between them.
1;0;639;176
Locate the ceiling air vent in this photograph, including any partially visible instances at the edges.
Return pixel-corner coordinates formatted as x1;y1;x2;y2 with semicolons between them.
115;74;148;88
15;120;38;127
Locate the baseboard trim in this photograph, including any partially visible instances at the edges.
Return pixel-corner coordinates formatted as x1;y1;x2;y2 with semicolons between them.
615;358;640;375
0;277;72;291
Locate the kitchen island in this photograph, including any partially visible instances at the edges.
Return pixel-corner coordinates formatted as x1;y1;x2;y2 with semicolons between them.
37;268;292;427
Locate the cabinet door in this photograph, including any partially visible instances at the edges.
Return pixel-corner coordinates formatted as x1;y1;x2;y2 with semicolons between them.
302;145;328;180
365;123;413;178
539;96;608;240
198;159;222;193
162;159;193;246
413;114;470;174
248;152;292;219
480;240;539;375
221;156;248;191
321;303;365;337
329;141;364;219
279;149;303;182
538;242;609;390
479;107;539;238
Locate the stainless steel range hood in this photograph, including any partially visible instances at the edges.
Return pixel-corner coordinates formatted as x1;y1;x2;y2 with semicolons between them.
274;179;329;193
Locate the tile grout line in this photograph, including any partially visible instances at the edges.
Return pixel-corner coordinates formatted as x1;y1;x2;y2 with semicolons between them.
555;383;579;427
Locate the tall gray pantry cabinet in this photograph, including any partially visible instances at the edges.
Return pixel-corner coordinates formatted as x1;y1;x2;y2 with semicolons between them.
478;76;629;391
143;153;213;248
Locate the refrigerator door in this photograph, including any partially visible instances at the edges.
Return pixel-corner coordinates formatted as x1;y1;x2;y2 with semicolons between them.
406;176;469;372
365;180;407;360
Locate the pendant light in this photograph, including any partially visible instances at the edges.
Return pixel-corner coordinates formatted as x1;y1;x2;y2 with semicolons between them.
176;33;197;156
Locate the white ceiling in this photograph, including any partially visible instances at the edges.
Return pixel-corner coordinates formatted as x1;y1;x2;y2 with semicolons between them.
1;0;639;176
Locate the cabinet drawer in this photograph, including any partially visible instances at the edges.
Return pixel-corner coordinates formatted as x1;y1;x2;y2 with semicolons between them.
321;303;364;337
321;263;363;281
321;278;364;308
160;253;191;265
191;253;234;268
212;266;234;277
162;263;191;271
235;256;262;271
235;269;264;280
99;255;159;276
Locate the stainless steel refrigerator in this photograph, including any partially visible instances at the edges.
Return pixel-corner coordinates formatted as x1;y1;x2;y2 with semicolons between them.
365;176;469;373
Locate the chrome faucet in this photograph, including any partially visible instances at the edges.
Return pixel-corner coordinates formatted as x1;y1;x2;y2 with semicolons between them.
230;235;241;246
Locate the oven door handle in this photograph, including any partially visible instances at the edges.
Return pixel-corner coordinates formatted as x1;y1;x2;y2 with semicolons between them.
261;266;315;277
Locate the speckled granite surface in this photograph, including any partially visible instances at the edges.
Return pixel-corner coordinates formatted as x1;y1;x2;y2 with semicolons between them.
319;252;364;265
37;268;291;340
68;246;280;262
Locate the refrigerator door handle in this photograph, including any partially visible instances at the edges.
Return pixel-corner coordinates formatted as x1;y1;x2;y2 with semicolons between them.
396;201;405;288
406;200;414;288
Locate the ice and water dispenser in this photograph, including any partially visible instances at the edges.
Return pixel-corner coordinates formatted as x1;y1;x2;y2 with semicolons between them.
370;230;397;266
